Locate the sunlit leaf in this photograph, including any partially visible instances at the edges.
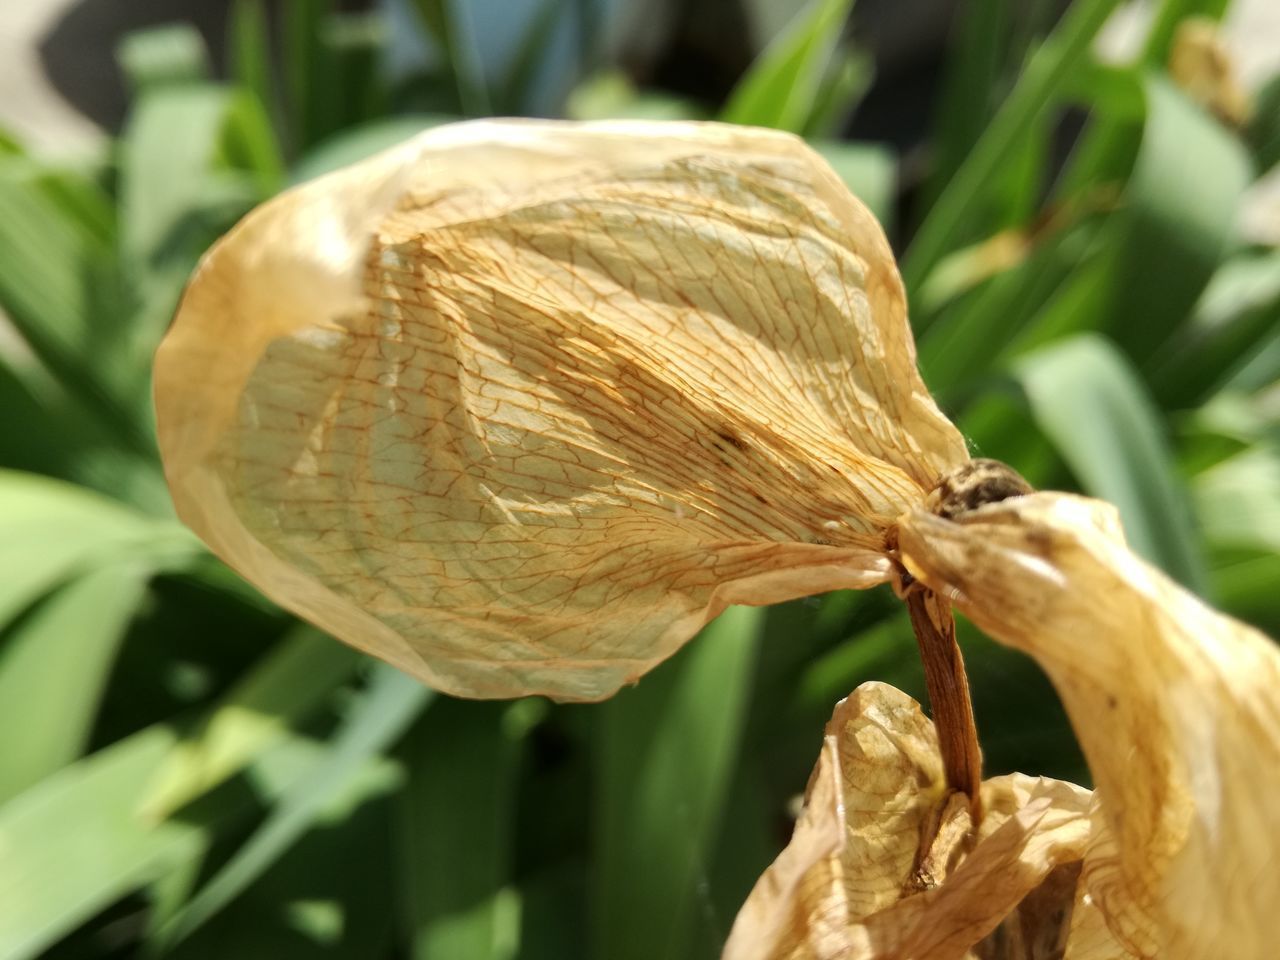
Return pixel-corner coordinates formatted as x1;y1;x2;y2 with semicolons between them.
720;0;855;134
1015;334;1208;591
140;627;363;819
152;665;430;949
0;565;149;804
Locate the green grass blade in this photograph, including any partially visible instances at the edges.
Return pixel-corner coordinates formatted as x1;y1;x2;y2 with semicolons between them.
1094;76;1250;367
117;24;211;93
0;162;137;431
917;218;1107;399
0;471;184;628
118;86;269;280
0;727;206;960
228;0;277;129
1142;0;1230;65
923;0;1011;206
810;140;895;231
1149;249;1280;404
1192;444;1280;555
152;665;431;949
902;0;1122;301
399;699;529;960
1015;334;1208;592
720;0;856;132
1249;72;1280;172
0;565;150;803
408;0;493;115
283;0;339;151
594;606;762;960
139;628;363;819
292;115;452;184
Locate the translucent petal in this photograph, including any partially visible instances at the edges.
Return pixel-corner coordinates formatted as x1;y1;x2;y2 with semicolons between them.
155;119;966;700
899;493;1280;958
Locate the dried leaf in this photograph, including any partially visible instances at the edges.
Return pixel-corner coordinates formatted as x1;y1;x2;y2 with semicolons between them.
898;493;1280;958
723;683;1111;960
154;119;966;700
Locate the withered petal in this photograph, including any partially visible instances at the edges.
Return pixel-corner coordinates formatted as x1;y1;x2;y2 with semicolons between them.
898;493;1280;958
723;684;1111;960
155;119;966;700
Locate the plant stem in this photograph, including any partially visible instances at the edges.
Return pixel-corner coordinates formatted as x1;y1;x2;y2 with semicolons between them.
906;589;982;814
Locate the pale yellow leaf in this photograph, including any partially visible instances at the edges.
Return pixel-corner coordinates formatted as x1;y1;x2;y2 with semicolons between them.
898;493;1280;958
155;119;966;700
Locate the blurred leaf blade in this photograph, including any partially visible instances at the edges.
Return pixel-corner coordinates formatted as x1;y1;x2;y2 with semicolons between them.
0;161;137;432
811;139;895;230
0;470;191;628
408;0;493;116
399;699;527;960
720;0;855;133
594;606;762;960
140;628;364;820
0;727;205;960
153;665;431;949
1015;333;1208;593
1095;75;1251;367
117;23;211;93
903;0;1122;300
1192;444;1280;555
0;564;150;804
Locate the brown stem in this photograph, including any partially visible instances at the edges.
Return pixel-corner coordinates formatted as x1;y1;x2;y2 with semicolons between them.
906;589;982;815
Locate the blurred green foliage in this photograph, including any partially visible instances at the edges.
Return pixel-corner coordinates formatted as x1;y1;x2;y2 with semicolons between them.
0;0;1277;957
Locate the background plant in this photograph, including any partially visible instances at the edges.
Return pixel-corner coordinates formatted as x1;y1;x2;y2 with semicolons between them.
0;0;1277;957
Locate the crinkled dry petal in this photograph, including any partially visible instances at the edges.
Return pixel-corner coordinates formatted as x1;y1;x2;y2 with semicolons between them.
898;493;1280;958
155;119;967;700
723;684;1112;960
723;682;947;960
853;776;1091;960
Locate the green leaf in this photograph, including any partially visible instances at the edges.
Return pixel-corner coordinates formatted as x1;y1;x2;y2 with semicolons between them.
1192;444;1280;555
594;606;762;960
923;0;1011;207
1093;76;1250;367
0;159;135;427
902;0;1122;300
119;85;279;281
566;72;706;123
292;115;452;184
399;699;531;960
720;0;855;133
1149;248;1280;405
229;0;277;130
810;140;895;231
152;665;431;949
282;0;339;151
1015;334;1209;592
0;471;190;629
139;628;364;819
1248;71;1280;172
917;214;1106;400
117;24;211;93
0;727;207;960
0;565;150;803
408;0;493;116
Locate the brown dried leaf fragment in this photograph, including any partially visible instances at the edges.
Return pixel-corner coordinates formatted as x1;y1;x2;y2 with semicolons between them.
154;119;967;701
